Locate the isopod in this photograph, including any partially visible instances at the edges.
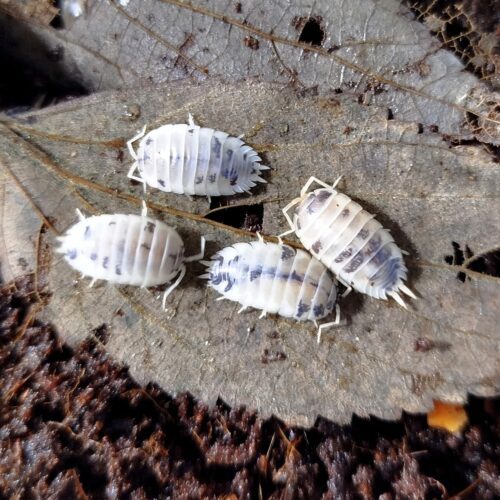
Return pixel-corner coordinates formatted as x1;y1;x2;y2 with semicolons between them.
127;114;269;197
56;203;204;308
201;234;339;342
281;177;416;307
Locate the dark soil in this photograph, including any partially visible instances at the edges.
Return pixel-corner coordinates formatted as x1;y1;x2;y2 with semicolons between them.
1;276;499;499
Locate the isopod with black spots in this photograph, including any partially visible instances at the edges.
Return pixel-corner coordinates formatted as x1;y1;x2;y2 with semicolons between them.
200;234;339;342
127;114;269;198
56;202;205;308
281;177;416;307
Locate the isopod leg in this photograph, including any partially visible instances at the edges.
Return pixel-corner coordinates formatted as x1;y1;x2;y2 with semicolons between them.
281;197;301;234
126;125;147;160
188;113;196;128
75;208;85;221
88;278;97;288
185;236;206;262
336;276;352;298
161;265;186;309
141;200;148;217
279;228;296;238
127;162;146;188
316;306;342;344
300;176;342;196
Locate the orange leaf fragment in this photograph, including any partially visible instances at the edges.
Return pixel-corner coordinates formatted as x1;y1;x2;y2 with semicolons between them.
427;400;468;433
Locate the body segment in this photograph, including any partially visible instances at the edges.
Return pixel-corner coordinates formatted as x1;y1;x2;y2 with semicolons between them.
57;205;204;307
282;177;415;306
127;116;268;196
202;239;338;340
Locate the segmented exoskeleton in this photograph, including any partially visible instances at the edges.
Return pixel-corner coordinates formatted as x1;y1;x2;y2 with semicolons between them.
57;203;204;308
201;234;339;342
127;115;269;197
281;177;416;307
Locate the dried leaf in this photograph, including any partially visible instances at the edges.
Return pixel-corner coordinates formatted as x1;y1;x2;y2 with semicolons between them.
19;0;499;143
0;0;58;25
0;81;498;424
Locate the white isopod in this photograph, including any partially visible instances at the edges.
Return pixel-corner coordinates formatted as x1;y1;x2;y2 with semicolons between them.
281;177;416;307
201;234;339;342
56;203;204;308
126;114;269;197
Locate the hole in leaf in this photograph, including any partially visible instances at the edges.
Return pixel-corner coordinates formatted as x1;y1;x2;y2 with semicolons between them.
298;17;325;46
444;241;500;282
50;0;64;29
444;242;477;282
205;203;263;233
404;0;498;82
467;250;500;278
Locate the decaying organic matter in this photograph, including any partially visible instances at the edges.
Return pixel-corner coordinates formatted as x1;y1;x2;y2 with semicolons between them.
0;276;499;498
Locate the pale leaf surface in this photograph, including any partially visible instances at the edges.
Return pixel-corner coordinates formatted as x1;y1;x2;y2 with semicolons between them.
0;82;498;424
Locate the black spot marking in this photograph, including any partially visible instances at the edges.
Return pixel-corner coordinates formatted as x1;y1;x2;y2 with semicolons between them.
210;271;223;285
316;190;332;202
306;189;331;214
188;128;194;134
84;226;91;239
250;168;256;175
213;254;225;265
250;266;263;281
341;208;350;217
359;228;370;239
313;304;325;317
67;249;77;260
103;257;109;269
226;149;233;161
208;174;217;183
212;137;221;157
145;137;153;145
143;153;150;162
141;243;151;251
145;221;155;233
224;279;234;292
115;265;122;275
364;234;381;255
243;153;247;160
296;300;310;317
168;253;178;261
158;179;165;187
370;247;391;267
195;176;204;184
281;246;295;260
335;248;353;263
108;221;116;226
344;252;364;273
290;270;303;283
311;240;322;253
90;253;98;261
